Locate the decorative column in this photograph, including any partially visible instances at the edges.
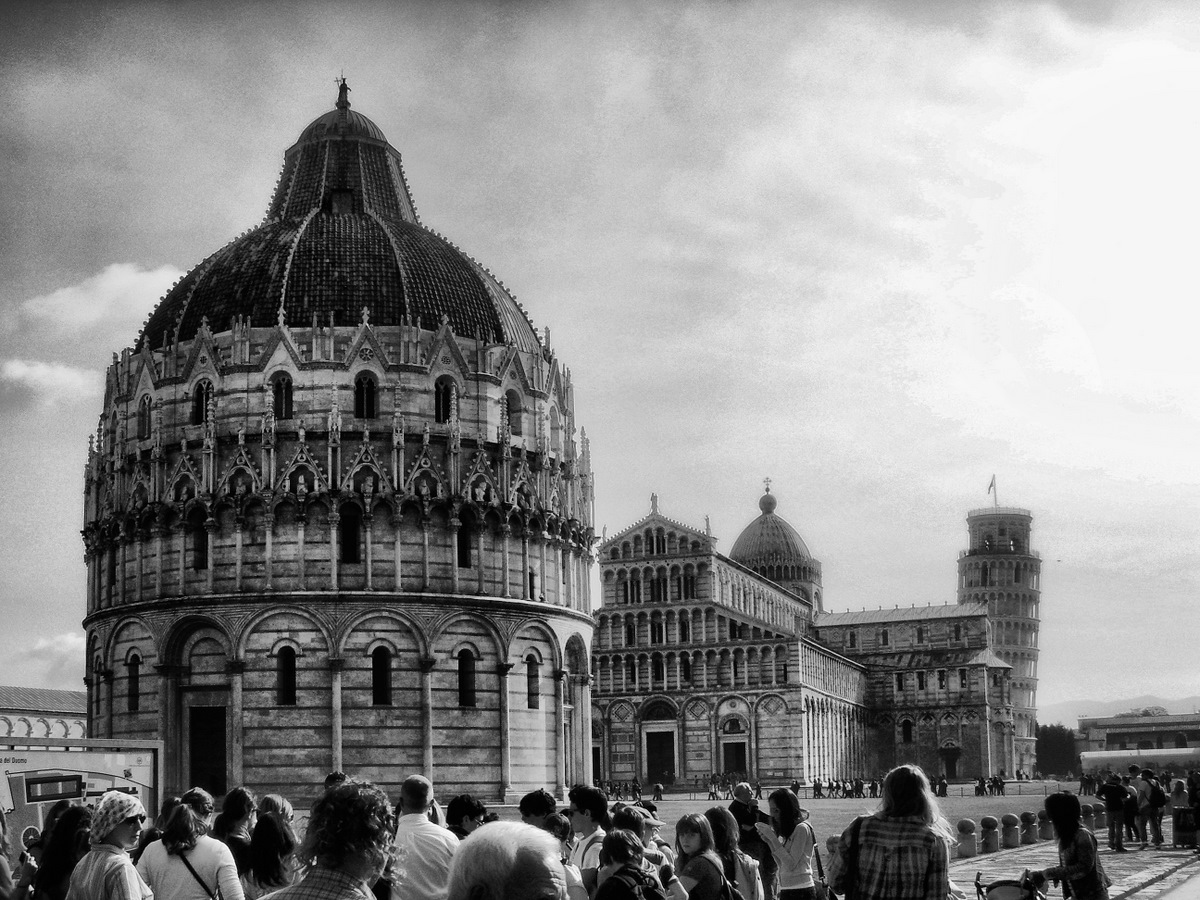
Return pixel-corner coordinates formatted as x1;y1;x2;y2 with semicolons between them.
748;708;758;780
156;664;182;791
392;512;403;591
555;670;568;795
263;513;274;590
204;520;216;593
420;519;431;590
177;529;187;597
102;668;114;738
497;662;513;800
364;512;374;591
520;529;531;600
134;534;144;602
228;659;245;785
329;512;340;590
234;522;244;592
449;519;461;593
118;538;128;605
297;517;307;590
330;657;344;774
537;535;547;601
501;524;513;598
476;527;485;594
420;657;436;775
154;526;165;598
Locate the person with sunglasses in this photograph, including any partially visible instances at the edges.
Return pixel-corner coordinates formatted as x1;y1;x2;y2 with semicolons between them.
65;792;152;900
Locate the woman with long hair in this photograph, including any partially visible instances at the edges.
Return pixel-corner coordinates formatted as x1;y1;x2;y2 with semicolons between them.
827;764;953;900
132;796;181;865
674;813;724;900
240;811;296;900
32;806;93;900
135;786;244;900
705;807;763;900
212;787;257;877
65;791;152;900
753;789;816;900
1030;793;1110;900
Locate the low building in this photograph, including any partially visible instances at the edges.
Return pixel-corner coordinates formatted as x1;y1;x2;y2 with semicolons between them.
1077;710;1200;754
0;687;87;740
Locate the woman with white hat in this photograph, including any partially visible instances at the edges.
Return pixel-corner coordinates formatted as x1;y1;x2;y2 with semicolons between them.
66;791;153;900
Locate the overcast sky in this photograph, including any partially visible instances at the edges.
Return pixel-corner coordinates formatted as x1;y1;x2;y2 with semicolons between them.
1;1;1197;720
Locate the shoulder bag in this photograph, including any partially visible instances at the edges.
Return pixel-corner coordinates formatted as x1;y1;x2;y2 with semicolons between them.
805;823;829;900
180;852;223;900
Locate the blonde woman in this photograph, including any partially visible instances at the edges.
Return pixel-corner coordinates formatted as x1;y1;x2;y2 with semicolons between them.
827;765;952;900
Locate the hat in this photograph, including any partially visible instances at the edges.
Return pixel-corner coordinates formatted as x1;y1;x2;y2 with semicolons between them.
90;791;146;845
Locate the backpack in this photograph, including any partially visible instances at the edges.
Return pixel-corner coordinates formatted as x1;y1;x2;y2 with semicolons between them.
1150;780;1167;809
718;874;747;900
614;869;668;900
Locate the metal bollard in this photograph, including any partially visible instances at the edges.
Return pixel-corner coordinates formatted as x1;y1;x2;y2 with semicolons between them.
1020;811;1038;844
1001;813;1020;848
957;819;978;858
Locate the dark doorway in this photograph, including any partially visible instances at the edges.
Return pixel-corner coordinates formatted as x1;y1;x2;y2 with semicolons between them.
645;732;675;784
592;746;602;781
190;706;227;796
723;741;747;774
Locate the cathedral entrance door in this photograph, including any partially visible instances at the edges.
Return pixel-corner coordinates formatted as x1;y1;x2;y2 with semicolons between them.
645;731;675;784
188;706;227;796
723;741;747;775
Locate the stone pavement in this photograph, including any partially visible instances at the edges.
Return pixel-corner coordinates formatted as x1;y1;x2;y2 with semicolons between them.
949;840;1200;899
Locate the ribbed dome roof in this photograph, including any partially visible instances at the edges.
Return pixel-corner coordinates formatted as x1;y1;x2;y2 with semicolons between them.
729;490;813;567
138;81;539;353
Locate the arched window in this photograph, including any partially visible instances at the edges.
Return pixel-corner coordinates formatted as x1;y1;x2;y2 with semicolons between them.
916;627;924;644
526;654;540;709
372;647;392;706
189;510;208;571
277;647;297;706
848;630;857;649
650;620;664;644
953;624;962;642
273;375;293;420
339;505;361;564
457;650;476;708
902;720;913;743
625;620;636;646
435;377;455;424
680;655;692;681
137;396;152;440
679;617;690;642
354;375;377;419
192;380;213;425
126;654;141;712
506;390;523;435
880;629;890;647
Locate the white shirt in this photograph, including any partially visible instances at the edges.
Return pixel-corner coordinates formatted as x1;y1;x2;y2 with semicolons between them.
136;836;245;900
390;813;459;900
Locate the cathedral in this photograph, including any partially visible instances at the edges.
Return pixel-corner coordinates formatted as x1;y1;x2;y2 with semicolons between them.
82;82;596;804
590;491;1042;784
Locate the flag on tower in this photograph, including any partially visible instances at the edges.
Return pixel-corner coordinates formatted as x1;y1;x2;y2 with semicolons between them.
988;475;996;495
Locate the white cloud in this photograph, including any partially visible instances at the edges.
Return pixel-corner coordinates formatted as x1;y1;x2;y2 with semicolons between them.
0;359;98;406
0;633;87;693
20;262;183;336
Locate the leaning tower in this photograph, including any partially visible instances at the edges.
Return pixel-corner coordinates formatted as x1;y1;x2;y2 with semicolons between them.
956;507;1041;775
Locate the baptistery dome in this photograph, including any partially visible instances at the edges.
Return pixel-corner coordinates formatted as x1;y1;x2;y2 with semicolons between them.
140;82;538;354
82;83;596;805
729;488;822;609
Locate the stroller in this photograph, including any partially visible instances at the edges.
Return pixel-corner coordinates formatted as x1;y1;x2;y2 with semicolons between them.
974;870;1047;900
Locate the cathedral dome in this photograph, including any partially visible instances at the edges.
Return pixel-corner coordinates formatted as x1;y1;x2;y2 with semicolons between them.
729;489;813;568
139;81;539;354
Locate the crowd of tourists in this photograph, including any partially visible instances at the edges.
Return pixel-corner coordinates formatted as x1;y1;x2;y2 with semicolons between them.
0;760;1171;900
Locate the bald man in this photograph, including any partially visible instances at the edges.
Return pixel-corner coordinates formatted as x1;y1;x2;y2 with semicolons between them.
392;775;459;900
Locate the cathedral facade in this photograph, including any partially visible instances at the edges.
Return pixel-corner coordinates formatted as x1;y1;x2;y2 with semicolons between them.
592;492;1040;783
82;84;596;804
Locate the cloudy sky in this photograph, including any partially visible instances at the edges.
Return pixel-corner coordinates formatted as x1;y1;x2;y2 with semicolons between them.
1;1;1197;719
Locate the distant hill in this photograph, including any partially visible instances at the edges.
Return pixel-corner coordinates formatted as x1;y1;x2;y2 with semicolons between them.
1039;696;1200;728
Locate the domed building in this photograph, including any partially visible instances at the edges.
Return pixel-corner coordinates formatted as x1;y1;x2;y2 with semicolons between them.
593;488;1032;785
82;82;596;803
591;489;866;786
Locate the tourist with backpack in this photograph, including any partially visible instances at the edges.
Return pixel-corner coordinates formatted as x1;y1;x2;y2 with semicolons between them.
753;790;816;900
1137;769;1165;848
594;830;668;900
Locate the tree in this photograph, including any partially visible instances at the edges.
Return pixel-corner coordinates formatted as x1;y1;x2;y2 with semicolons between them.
1037;723;1076;777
